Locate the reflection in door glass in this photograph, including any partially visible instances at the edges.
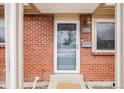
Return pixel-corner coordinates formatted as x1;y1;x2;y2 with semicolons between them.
57;23;76;70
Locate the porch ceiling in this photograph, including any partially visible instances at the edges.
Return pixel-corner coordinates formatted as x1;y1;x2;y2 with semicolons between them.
34;3;100;13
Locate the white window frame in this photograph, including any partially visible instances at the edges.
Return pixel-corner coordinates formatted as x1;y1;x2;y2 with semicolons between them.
92;19;115;53
54;20;80;73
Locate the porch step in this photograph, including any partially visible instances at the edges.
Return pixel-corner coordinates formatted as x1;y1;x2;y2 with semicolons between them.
50;74;84;82
48;74;86;89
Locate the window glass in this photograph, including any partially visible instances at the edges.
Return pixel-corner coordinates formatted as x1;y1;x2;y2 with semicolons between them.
57;23;76;70
58;24;76;31
0;17;5;43
96;22;115;50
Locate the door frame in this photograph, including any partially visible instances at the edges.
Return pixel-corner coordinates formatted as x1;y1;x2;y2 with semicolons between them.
54;20;80;73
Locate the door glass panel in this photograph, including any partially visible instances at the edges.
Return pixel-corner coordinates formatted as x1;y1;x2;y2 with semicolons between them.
57;23;76;70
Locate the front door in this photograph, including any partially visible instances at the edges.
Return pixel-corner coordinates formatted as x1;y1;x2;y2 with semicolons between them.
54;20;80;73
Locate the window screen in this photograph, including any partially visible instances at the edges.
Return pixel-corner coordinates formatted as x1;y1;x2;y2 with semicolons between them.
96;22;115;50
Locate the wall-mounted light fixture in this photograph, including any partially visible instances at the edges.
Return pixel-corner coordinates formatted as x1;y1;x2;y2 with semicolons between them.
82;16;92;33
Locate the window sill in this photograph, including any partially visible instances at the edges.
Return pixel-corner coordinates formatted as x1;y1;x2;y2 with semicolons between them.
0;43;5;48
92;52;115;56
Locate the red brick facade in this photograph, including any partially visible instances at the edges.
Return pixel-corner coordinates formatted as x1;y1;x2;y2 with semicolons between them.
0;47;5;81
0;14;115;83
24;14;54;82
80;14;115;81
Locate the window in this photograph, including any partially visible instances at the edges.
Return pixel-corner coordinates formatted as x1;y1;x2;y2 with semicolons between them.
0;16;5;44
92;19;115;52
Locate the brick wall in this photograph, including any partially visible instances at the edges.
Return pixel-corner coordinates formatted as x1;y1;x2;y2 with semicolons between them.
0;14;115;83
24;14;54;82
0;15;5;83
80;14;115;81
0;47;5;81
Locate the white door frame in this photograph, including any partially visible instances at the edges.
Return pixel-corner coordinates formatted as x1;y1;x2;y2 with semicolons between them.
54;20;80;73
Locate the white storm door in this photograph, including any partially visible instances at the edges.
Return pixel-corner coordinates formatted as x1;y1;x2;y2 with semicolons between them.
54;20;80;73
